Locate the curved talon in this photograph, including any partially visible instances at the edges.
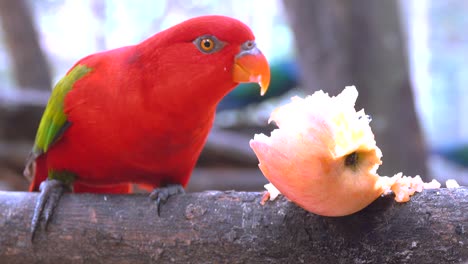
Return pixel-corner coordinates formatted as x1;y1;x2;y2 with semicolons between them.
31;179;68;241
156;197;162;216
149;184;185;216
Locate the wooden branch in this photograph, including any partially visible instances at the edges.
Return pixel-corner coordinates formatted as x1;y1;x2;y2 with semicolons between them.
0;188;467;263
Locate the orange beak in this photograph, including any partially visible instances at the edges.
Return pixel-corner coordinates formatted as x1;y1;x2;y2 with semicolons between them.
232;46;270;96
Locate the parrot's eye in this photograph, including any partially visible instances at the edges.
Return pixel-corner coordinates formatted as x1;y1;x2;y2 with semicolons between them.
201;38;214;51
194;35;224;54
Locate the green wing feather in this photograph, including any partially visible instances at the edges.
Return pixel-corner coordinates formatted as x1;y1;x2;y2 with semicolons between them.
24;64;91;180
33;64;92;154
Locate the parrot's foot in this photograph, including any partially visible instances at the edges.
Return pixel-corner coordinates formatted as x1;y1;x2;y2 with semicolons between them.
149;184;185;216
31;179;69;241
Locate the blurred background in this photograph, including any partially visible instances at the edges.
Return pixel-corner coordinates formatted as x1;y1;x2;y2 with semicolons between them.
0;0;466;192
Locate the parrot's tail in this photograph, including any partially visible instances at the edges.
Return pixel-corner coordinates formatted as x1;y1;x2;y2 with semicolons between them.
28;154;48;192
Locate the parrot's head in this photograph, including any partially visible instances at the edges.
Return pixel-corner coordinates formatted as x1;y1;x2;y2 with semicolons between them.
140;15;270;108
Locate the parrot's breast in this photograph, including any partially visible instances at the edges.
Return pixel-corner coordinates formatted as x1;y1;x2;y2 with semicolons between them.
47;108;214;188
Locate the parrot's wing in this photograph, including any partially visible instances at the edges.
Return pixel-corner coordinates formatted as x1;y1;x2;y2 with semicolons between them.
24;64;92;179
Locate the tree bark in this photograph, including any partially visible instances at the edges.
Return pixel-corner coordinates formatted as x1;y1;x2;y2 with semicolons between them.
0;188;466;263
283;0;428;179
0;0;52;90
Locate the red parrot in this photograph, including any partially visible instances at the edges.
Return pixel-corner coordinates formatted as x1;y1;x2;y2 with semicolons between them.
24;15;270;239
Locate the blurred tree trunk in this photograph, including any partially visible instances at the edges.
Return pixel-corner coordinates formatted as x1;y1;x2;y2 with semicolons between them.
0;0;51;90
283;0;428;179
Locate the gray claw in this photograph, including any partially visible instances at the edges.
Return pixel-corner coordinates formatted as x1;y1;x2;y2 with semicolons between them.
31;179;68;241
149;184;185;216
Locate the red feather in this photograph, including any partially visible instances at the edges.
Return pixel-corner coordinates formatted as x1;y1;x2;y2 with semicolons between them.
29;155;47;192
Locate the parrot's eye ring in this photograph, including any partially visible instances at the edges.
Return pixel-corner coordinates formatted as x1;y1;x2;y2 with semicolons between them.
194;35;224;54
